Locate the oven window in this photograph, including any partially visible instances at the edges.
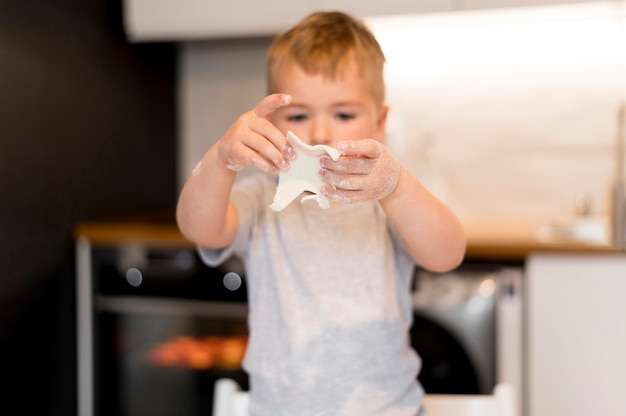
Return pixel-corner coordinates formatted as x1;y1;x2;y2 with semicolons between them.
96;311;249;416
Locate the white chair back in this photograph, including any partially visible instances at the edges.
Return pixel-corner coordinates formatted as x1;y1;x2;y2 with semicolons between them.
422;384;516;416
213;378;250;416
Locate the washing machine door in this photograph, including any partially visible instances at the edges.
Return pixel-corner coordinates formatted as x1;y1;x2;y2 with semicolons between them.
411;313;480;394
410;265;498;395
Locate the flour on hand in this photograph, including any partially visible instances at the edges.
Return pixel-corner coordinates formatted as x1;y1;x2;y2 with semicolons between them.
269;131;341;211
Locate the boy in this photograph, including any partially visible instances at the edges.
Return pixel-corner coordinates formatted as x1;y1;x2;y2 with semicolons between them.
177;11;466;416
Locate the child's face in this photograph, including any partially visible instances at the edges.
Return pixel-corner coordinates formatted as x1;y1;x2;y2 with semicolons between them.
270;61;388;149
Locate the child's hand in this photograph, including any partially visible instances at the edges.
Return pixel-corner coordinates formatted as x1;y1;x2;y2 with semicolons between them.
217;94;295;174
319;139;401;204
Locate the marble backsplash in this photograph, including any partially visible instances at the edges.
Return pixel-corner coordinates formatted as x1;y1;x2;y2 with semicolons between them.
384;85;619;222
368;6;626;222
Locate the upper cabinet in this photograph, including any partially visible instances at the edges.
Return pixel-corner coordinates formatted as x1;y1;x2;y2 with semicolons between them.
123;0;313;41
123;0;457;41
463;0;608;10
123;0;616;42
315;0;456;19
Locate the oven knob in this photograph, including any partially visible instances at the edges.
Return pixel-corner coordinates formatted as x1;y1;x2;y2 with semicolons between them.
223;272;242;291
125;267;143;287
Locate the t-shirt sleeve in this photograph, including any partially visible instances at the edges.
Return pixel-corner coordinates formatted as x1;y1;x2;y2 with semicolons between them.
197;173;275;267
197;245;236;267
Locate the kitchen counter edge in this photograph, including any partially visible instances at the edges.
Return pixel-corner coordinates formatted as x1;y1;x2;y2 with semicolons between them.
74;217;621;261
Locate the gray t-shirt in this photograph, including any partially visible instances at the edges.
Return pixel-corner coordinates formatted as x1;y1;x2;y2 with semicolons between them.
200;174;424;416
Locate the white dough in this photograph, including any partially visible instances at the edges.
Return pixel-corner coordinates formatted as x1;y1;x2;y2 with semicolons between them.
269;131;341;211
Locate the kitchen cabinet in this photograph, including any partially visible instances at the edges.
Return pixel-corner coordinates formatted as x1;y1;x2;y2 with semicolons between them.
316;0;455;19
526;253;626;416
122;0;456;41
123;0;457;41
463;0;610;10
123;0;314;41
123;0;619;42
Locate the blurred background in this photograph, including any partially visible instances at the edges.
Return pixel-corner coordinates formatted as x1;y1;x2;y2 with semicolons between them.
3;1;626;415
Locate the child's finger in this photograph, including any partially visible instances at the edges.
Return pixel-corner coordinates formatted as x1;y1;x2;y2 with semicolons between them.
254;93;292;120
336;139;382;158
252;94;295;166
240;130;290;172
320;155;374;175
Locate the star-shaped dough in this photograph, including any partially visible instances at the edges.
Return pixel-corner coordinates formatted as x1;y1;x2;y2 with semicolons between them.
269;131;341;211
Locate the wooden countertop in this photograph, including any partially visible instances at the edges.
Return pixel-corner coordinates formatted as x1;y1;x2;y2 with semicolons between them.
463;220;618;260
74;212;620;261
74;211;193;249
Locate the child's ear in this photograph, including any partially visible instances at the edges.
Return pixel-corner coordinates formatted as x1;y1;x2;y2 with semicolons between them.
375;105;389;143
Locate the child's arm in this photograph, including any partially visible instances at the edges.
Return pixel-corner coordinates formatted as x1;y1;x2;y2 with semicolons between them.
176;94;294;249
319;139;466;272
380;168;466;272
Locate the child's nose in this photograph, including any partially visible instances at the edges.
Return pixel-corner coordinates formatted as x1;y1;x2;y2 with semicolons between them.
309;121;331;146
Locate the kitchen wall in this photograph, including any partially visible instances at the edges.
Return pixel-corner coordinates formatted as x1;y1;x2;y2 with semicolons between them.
180;3;625;225
0;1;177;414
179;36;273;186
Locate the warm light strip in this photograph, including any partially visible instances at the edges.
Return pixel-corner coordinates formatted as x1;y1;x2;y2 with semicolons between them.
365;2;626;92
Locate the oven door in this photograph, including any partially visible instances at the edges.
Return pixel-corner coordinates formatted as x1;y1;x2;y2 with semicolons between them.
92;245;249;416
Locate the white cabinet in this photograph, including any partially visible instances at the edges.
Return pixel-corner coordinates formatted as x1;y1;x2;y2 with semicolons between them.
122;0;454;41
124;0;621;42
462;0;608;10
526;253;626;416
123;0;315;41
316;0;455;18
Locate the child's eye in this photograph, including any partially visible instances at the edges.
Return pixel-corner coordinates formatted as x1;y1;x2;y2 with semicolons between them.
336;112;355;121
287;114;308;122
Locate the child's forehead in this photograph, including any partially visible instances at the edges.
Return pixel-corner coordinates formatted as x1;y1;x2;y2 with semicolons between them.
278;56;363;81
272;63;378;110
268;51;384;107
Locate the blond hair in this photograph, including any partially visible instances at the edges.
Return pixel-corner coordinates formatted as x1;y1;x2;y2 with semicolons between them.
266;11;386;107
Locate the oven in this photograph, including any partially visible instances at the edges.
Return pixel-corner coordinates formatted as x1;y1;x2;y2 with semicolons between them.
76;236;250;416
77;231;522;416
